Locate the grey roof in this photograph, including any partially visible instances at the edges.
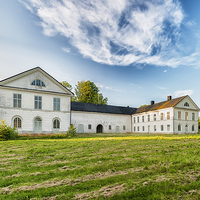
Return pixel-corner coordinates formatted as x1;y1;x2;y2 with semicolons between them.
71;102;137;115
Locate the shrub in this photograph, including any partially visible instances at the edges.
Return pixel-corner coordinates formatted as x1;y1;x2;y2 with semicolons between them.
67;124;77;137
0;119;18;140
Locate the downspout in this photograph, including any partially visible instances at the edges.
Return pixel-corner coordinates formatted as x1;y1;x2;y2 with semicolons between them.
173;107;174;134
70;97;72;125
131;114;132;133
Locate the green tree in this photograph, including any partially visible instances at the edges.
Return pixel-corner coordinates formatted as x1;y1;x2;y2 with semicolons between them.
60;81;73;91
74;80;108;105
139;104;149;108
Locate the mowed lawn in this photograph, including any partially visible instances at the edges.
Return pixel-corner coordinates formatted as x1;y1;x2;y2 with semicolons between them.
1;134;200;199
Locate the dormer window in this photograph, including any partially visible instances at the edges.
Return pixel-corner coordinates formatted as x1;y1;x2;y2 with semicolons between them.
184;102;189;107
31;79;45;87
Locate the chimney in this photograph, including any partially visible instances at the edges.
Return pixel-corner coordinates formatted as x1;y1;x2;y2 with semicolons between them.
167;95;172;101
151;101;154;105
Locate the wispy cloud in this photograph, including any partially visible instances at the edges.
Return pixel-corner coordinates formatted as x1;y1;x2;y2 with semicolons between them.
163;70;167;73
174;90;193;97
62;47;70;53
19;0;200;68
157;86;166;90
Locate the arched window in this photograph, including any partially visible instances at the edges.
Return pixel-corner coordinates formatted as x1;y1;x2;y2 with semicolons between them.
178;124;181;131
31;79;45;87
192;125;195;131
14;117;22;128
53;119;60;129
184;102;189;107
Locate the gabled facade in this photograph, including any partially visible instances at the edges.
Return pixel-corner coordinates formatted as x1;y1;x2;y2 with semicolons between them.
132;96;199;134
0;67;73;133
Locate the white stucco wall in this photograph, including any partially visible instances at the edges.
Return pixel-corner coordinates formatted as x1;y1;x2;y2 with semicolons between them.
173;96;199;134
0;71;72;133
71;111;131;133
132;108;174;134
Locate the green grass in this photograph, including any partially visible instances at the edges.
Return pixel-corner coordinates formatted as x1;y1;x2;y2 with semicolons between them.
1;133;200;199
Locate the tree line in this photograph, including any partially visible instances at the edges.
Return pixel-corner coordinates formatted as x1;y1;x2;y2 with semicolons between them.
61;80;108;105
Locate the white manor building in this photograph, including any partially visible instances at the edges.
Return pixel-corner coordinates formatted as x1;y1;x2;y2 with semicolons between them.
0;67;199;134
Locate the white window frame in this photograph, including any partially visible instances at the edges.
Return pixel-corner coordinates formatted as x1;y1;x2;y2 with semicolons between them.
178;111;181;120
53;98;60;111
185;112;188;120
13;94;22;108
161;113;163;120
34;96;42;110
167;112;170;120
53;119;60;129
13;117;22;128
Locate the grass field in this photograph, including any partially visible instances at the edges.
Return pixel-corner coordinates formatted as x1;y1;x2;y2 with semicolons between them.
1;133;200;199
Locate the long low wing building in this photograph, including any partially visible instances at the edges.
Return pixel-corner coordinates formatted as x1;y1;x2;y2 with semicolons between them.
0;67;199;134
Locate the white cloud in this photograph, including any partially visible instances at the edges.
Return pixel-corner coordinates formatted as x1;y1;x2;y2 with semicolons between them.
62;47;70;53
185;20;196;27
157;86;166;90
19;0;200;67
163;70;167;73
174;90;193;97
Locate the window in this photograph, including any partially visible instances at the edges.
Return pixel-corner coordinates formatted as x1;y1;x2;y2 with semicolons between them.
142;126;145;131
148;115;150;122
167;125;170;131
185;112;188;120
178;111;181;120
13;117;22;128
109;125;112;130
53;98;60;111
134;117;135;123
137;126;139;131
154;114;156;121
31;79;45;87
192;125;195;131
167;112;170;120
142;116;144;122
178;124;181;131
53;119;60;129
88;124;92;129
161;125;163;131
154;125;156;132
13;94;21;108
35;96;42;109
184;102;189;107
123;126;126;130
192;113;195;121
161;113;163;120
137;117;139;123
134;127;136;131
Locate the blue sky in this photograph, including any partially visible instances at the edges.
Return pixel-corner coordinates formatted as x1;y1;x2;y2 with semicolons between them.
0;0;200;108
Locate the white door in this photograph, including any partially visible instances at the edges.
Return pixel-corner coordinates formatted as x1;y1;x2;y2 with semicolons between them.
34;118;42;133
78;124;84;133
185;125;188;133
116;126;120;133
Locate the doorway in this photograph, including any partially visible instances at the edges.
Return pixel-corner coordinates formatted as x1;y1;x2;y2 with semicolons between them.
185;125;188;133
96;124;103;133
115;126;120;133
78;124;84;133
34;117;42;133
